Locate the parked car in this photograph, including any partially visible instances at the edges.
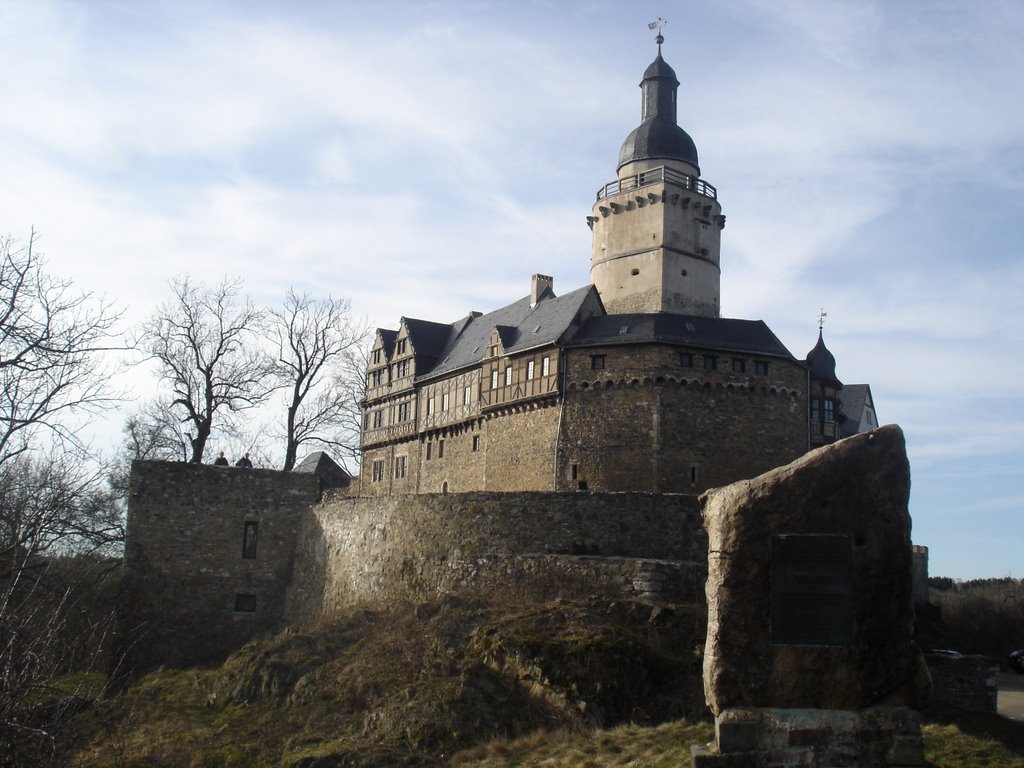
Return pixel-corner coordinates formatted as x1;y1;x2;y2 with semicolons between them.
1009;649;1024;673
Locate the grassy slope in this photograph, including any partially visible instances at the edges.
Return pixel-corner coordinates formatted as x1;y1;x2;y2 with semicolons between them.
60;594;1024;768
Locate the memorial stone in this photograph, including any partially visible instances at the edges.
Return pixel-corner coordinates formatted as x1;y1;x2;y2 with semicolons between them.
693;425;930;767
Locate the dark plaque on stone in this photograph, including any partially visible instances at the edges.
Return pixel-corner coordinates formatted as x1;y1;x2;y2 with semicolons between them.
771;534;852;646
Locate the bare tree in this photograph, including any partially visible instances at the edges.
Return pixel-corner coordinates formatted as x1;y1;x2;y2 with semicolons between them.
0;453;122;765
0;231;121;468
136;277;277;464
270;290;370;471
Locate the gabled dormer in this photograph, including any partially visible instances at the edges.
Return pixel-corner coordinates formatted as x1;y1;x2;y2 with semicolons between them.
366;329;397;396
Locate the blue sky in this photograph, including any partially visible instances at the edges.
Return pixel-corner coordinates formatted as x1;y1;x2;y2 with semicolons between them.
1;1;1022;580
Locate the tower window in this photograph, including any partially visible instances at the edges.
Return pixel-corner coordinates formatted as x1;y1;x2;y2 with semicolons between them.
732;359;746;373
703;355;717;371
680;352;693;368
591;355;606;371
631;268;640;276
242;522;258;559
756;361;769;376
824;399;835;423
234;593;257;613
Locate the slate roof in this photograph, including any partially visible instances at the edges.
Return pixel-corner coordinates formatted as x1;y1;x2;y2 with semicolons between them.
806;330;842;386
403;318;453;358
293;451;351;489
415;285;598;381
376;329;398;358
564;312;799;360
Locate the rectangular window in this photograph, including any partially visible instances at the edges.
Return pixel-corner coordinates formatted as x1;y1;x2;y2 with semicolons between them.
396;360;410;378
371;369;383;387
397;339;407;355
591;355;605;370
755;361;769;376
242;522;258;559
397;402;410;422
526;360;535;380
442;392;449;411
690;464;699;486
395;455;407;479
427;397;435;416
438;440;445;458
373;409;384;428
464;385;472;405
571;464;579;480
680;352;693;368
426;442;432;460
542;356;550;376
372;349;382;364
824;399;835;423
234;593;257;613
364;413;370;430
472;435;480;452
371;460;385;482
703;355;717;371
490;369;499;389
505;366;513;385
732;358;746;373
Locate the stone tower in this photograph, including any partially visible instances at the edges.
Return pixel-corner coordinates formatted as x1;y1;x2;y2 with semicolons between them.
589;35;725;317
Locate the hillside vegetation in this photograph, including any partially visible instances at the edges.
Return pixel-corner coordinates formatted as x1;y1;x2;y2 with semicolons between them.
56;590;1024;767
62;593;707;766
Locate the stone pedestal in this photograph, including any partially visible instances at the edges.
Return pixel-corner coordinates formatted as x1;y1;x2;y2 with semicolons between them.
692;707;924;767
694;426;929;767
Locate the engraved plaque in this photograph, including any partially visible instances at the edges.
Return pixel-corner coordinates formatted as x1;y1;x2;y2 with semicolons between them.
771;534;852;646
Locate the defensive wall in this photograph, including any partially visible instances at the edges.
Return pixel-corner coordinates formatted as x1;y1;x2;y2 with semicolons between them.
286;491;707;622
122;461;706;671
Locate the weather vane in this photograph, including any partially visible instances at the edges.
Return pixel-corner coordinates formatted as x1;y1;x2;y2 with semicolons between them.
818;308;828;331
648;17;667;47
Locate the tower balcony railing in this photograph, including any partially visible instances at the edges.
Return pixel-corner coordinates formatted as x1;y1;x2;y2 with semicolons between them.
595;165;717;202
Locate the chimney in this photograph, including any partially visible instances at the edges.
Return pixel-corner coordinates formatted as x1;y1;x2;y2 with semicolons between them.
530;274;554;307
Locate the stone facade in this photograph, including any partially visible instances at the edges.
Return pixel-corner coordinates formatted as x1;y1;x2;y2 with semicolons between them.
286;491;706;621
121;461;319;670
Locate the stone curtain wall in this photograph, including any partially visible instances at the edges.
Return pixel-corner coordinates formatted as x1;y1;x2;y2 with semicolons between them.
286;492;706;621
122;460;319;672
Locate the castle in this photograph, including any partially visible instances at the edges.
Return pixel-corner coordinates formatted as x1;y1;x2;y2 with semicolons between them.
121;37;878;672
358;36;872;497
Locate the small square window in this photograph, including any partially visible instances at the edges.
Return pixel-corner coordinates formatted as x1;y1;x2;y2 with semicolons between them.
732;359;746;373
680;352;693;368
235;593;257;613
591;355;606;371
755;361;769;376
703;355;717;370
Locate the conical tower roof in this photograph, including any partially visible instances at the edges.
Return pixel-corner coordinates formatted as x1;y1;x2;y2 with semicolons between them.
806;330;842;388
617;40;700;173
